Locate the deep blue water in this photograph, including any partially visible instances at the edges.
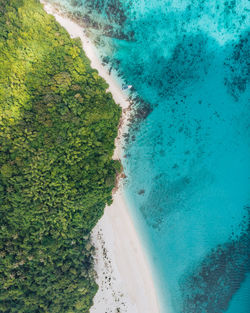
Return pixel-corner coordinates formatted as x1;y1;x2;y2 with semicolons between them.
49;1;250;312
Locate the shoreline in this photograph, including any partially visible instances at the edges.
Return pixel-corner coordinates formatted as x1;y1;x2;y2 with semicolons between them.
41;2;160;313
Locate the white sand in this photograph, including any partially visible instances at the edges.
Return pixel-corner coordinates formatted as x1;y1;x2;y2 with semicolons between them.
41;2;160;312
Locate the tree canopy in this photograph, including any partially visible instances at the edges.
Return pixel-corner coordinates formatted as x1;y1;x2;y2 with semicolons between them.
0;0;121;312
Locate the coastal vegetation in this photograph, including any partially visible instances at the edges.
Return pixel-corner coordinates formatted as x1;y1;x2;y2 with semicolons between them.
0;0;121;312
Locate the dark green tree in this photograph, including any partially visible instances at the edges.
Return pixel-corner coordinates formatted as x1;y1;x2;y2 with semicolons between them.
0;0;121;312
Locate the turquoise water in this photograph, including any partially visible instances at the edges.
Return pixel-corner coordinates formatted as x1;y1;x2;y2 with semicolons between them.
49;1;250;312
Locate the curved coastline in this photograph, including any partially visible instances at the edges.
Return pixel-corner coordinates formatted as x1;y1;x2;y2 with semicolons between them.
41;1;160;312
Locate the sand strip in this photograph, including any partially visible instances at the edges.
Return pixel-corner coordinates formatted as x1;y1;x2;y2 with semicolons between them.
41;2;160;312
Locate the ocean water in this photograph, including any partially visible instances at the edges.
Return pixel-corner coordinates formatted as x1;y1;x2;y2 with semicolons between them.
48;0;250;312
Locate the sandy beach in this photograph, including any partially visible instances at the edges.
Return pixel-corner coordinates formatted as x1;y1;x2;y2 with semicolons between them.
41;2;160;312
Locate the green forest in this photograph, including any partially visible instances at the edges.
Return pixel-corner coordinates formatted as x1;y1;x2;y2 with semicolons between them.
0;0;121;312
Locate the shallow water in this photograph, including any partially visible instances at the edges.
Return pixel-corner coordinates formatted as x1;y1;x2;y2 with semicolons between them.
49;0;250;312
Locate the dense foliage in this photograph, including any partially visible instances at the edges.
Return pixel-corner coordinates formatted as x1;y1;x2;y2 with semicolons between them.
0;0;121;312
